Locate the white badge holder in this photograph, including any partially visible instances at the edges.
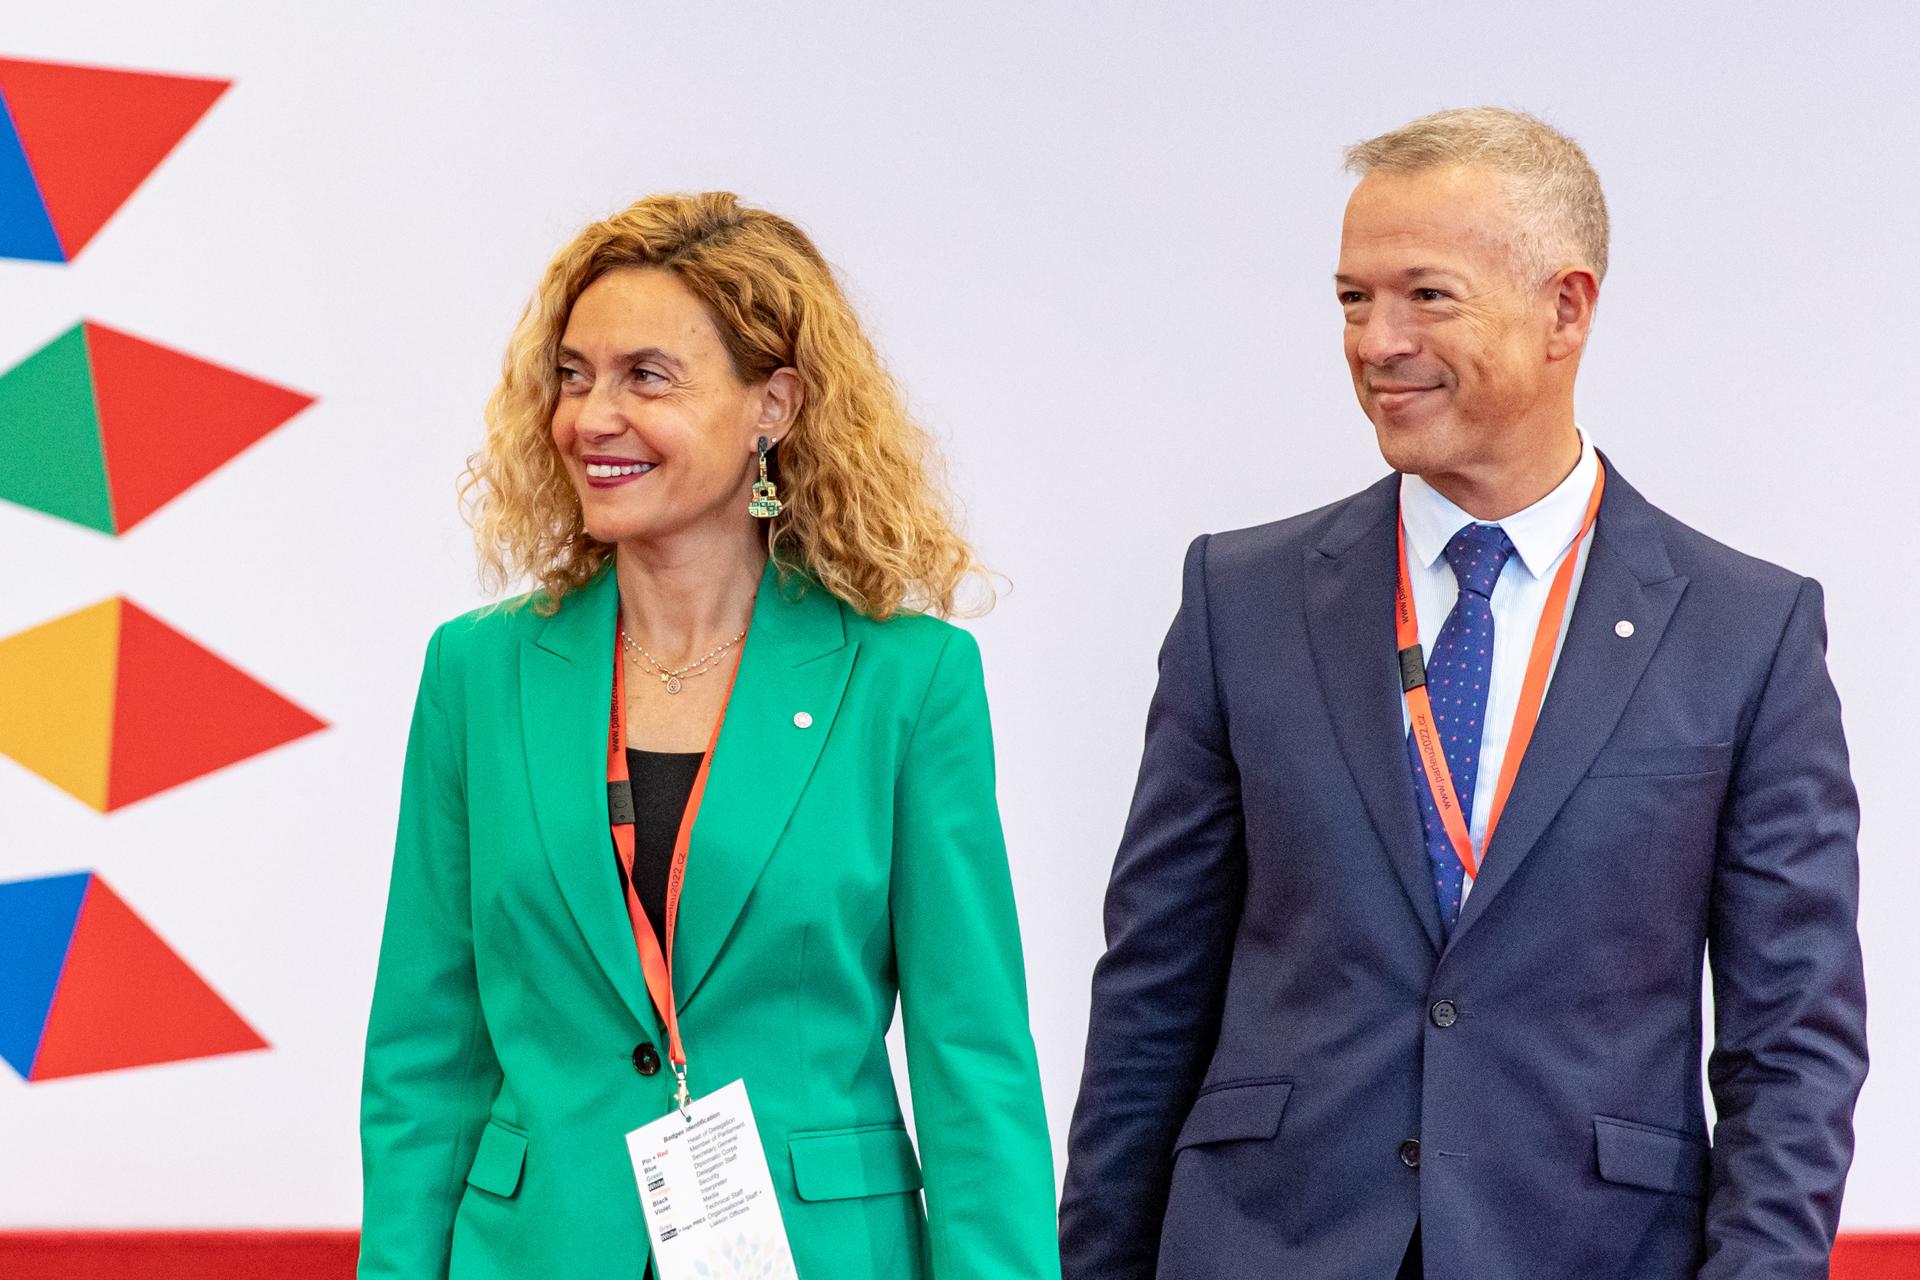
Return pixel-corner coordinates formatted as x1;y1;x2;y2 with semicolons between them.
626;1078;799;1279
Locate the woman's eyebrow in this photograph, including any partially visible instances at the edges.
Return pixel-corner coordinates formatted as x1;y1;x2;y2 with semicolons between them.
556;344;687;373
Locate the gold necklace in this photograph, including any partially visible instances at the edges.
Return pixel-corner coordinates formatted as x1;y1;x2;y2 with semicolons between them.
620;626;745;695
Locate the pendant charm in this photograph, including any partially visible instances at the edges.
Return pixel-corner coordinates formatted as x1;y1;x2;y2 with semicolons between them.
748;476;783;519
748;435;783;518
665;674;683;695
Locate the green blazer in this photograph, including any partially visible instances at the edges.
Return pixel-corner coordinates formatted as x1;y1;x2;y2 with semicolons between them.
360;562;1059;1279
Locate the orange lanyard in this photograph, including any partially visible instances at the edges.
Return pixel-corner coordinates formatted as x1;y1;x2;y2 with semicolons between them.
607;622;741;1111
1394;462;1606;880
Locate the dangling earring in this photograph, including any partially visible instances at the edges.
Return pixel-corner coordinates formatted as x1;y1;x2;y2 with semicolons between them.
748;435;784;518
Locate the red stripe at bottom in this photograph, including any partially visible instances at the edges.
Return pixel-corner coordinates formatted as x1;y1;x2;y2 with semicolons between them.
1835;1233;1920;1280
0;1230;1910;1277
0;1232;358;1278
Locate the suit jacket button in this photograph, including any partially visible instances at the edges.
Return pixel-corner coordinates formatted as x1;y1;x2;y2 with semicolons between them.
1430;1000;1458;1028
1399;1139;1422;1169
632;1041;661;1076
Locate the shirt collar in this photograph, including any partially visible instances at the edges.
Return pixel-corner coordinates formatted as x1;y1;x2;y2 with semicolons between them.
1399;427;1597;580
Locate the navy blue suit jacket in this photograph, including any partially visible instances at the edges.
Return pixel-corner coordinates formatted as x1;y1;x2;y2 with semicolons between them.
1059;461;1867;1280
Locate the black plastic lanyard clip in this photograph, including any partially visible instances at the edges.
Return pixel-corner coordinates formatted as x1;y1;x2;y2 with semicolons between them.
1397;644;1427;693
608;779;636;827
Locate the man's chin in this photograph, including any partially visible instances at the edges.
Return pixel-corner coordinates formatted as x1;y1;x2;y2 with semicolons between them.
1369;409;1455;475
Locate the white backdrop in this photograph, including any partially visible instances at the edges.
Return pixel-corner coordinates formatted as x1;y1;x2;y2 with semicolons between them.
2;0;1914;1230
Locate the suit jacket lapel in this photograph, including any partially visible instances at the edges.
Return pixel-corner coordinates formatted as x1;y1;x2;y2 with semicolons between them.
519;562;859;1031
673;564;856;1015
1451;459;1688;942
1304;475;1445;953
519;568;658;1030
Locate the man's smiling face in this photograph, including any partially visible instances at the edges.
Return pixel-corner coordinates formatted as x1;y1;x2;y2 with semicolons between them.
1336;164;1561;490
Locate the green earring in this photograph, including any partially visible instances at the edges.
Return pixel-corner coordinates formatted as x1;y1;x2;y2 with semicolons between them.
749;435;784;518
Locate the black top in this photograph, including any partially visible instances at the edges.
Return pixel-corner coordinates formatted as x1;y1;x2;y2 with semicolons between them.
621;748;704;956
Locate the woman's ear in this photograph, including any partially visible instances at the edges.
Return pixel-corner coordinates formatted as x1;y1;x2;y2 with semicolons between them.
756;367;804;441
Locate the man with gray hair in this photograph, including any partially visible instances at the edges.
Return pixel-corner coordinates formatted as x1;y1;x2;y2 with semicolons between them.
1059;107;1867;1279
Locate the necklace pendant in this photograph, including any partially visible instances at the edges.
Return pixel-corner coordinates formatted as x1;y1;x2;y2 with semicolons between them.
665;674;683;695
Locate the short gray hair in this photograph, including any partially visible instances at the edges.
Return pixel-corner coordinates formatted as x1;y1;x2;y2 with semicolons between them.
1344;107;1609;285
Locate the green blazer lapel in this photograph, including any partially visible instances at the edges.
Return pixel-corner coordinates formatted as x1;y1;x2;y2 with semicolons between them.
519;569;656;1031
675;563;857;1015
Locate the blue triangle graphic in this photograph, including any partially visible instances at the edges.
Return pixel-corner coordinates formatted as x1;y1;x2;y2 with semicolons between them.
0;871;92;1078
0;90;65;264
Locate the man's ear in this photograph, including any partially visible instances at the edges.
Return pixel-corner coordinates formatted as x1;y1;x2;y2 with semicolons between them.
1546;267;1599;362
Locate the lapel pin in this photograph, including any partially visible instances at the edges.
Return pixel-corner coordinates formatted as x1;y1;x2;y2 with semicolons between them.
793;711;814;729
1614;620;1635;638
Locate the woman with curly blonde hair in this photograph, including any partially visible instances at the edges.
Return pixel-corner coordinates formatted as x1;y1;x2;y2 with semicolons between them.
360;193;1059;1280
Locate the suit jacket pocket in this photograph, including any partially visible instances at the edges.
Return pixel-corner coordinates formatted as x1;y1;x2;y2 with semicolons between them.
1593;1115;1709;1197
465;1118;528;1198
1587;742;1734;778
1174;1079;1294;1150
789;1124;924;1201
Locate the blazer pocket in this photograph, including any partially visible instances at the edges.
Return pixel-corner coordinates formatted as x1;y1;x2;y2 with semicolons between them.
465;1119;528;1198
789;1124;924;1202
1587;741;1734;779
1593;1115;1708;1198
1174;1079;1294;1151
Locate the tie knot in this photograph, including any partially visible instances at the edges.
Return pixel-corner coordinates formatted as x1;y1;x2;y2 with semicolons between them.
1443;523;1515;599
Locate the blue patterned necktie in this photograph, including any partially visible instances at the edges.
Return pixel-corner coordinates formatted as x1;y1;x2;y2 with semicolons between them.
1407;522;1517;933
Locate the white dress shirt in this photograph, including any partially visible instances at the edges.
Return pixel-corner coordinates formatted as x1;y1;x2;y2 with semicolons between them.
1398;428;1599;895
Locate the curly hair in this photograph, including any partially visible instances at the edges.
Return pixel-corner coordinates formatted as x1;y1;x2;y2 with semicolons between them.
462;192;989;620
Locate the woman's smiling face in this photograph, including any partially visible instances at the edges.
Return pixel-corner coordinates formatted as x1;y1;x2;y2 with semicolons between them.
551;266;796;548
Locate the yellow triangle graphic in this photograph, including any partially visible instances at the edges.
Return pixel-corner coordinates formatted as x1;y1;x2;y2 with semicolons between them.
0;598;120;810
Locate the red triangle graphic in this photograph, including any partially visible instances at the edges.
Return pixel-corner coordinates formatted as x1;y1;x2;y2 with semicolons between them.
84;322;313;532
105;600;326;811
30;875;266;1080
0;58;228;259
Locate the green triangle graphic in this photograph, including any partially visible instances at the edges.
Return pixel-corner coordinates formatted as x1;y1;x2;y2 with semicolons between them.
0;323;113;535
